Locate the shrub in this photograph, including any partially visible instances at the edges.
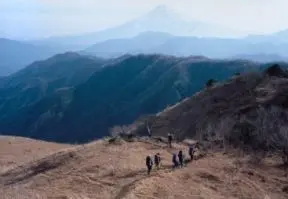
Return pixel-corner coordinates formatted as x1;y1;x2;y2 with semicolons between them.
206;79;217;88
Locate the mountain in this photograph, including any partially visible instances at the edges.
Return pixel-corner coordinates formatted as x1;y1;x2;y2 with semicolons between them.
33;5;242;48
84;31;173;58
231;53;288;63
151;36;288;58
85;34;288;60
138;65;288;144
0;54;269;143
128;65;288;174
0;38;61;76
0;52;107;122
245;29;288;44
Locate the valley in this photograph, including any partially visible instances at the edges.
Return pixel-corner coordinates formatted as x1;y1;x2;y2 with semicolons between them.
2;3;288;198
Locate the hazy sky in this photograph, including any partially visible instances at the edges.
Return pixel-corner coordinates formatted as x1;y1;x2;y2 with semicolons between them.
1;0;288;40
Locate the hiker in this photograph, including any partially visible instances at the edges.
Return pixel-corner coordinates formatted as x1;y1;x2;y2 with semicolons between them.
189;145;194;161
146;156;153;175
168;133;173;148
154;153;161;169
172;153;179;169
178;150;184;167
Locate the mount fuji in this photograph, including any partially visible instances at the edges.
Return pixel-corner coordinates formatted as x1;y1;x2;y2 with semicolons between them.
33;5;243;49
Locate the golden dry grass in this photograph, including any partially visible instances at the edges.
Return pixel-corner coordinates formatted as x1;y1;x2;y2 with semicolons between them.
0;136;288;199
0;136;71;173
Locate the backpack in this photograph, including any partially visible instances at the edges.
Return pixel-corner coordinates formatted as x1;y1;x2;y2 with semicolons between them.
146;156;152;166
154;155;160;164
172;154;178;163
189;146;194;155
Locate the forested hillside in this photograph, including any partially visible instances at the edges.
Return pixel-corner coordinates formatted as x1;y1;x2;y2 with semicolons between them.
0;54;268;142
0;52;107;125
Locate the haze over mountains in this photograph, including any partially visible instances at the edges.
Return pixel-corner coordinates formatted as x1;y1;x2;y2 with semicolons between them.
1;4;288;142
2;2;288;199
2;5;288;76
84;32;288;60
0;38;60;76
33;5;244;48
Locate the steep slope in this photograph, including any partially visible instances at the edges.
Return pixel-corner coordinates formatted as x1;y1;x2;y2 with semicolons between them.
0;38;60;75
0;137;287;199
0;52;107;121
144;65;288;145
0;54;267;143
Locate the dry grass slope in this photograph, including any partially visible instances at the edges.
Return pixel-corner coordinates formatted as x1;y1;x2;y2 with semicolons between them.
0;136;288;199
0;136;71;173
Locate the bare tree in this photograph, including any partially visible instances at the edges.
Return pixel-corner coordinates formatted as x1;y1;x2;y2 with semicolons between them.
109;126;123;137
109;123;138;138
270;126;288;166
215;117;235;152
240;106;288;164
134;115;157;137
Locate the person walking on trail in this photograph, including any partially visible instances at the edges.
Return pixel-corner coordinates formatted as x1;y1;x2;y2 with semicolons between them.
178;150;184;167
146;156;153;175
189;145;194;161
154;153;161;169
168;133;173;148
172;153;179;169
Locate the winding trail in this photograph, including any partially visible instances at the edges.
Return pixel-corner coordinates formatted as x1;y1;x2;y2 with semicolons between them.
1;138;287;199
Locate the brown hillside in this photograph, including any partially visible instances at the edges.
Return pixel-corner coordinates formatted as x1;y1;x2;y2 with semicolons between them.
145;67;288;143
0;137;288;199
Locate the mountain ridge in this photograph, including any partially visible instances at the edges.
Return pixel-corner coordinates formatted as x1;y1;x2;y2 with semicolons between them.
0;52;107;122
0;54;268;143
33;5;242;48
84;31;288;60
0;38;61;76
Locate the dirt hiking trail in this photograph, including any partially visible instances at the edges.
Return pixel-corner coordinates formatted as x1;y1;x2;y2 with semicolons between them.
0;136;288;199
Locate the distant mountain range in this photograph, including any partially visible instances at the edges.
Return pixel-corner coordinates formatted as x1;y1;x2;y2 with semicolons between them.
32;5;244;49
84;31;288;60
84;31;174;58
3;28;288;77
0;53;280;143
30;5;288;52
231;53;288;63
2;5;288;76
245;29;288;44
0;38;61;76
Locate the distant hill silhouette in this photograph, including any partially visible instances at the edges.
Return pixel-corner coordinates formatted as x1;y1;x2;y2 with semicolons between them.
33;5;241;48
231;53;288;63
0;38;61;75
85;31;173;58
0;54;270;143
245;29;288;44
84;32;288;60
